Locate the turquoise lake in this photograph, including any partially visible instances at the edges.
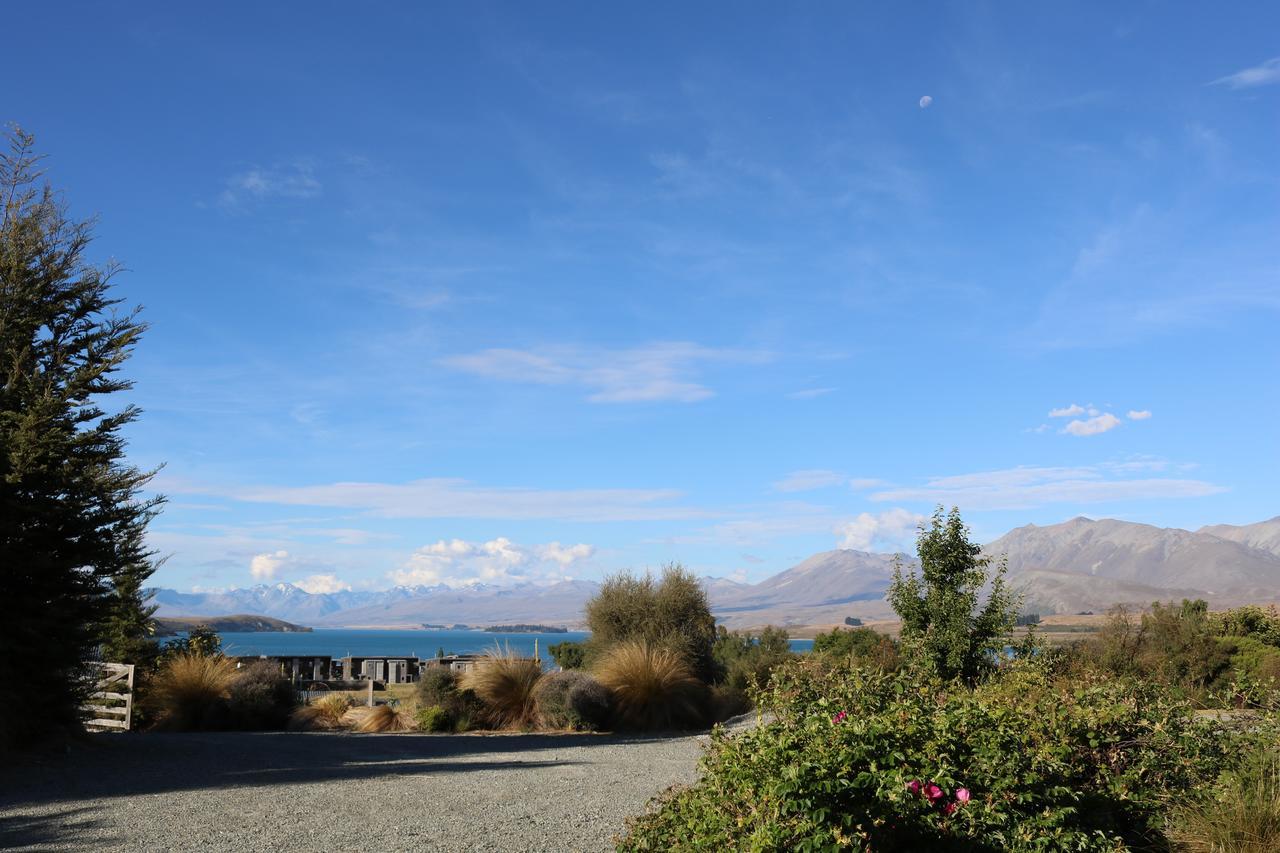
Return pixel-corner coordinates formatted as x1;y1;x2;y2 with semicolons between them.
208;628;815;658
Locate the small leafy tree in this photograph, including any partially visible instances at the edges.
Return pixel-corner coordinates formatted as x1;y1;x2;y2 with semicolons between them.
548;640;587;670
888;506;1020;682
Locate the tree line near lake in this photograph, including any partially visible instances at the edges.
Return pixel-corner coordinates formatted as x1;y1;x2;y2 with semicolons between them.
8;125;1280;850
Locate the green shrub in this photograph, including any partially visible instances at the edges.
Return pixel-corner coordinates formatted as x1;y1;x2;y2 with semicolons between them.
1214;605;1280;646
811;626;899;669
621;656;1235;851
416;665;485;730
415;705;451;732
711;626;794;692
595;640;707;731
585;564;717;681
548;640;587;670
535;671;612;731
226;661;297;730
416;666;460;705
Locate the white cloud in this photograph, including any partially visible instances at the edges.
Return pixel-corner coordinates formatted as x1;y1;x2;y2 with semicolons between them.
918;95;933;109
225;477;710;523
441;342;770;404
1128;410;1153;420
1048;404;1086;417
1062;413;1122;436
294;573;352;594
249;550;291;581
387;537;594;588
871;463;1224;510
539;541;596;566
773;469;846;493
836;509;925;552
787;387;836;400
1211;57;1280;89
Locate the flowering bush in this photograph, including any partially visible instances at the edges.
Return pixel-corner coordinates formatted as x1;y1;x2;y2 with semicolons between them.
620;656;1240;851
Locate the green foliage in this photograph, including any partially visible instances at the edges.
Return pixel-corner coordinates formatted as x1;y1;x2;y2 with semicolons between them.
811;626;899;669
415;705;451;732
888;506;1020;683
584;563;717;681
711;626;795;692
1074;601;1234;701
621;656;1237;851
0;127;163;750
160;626;223;660
414;665;484;730
547;640;587;670
1214;605;1280;647
534;670;611;731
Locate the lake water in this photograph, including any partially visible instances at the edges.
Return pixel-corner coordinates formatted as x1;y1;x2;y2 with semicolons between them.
209;629;814;658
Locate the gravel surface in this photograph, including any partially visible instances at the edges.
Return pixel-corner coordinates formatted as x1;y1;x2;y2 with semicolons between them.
0;720;755;852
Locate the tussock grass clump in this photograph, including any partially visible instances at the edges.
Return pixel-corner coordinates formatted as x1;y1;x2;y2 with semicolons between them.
351;703;414;733
150;654;238;731
288;693;353;731
594;640;706;731
1176;749;1280;852
460;647;543;729
535;670;611;731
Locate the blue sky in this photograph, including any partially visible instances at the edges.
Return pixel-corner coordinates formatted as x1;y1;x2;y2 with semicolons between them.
8;2;1278;592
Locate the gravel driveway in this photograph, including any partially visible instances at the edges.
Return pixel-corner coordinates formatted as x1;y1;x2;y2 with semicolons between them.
0;725;730;852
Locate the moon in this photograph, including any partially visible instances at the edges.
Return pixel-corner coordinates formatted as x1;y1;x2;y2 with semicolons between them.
919;95;933;109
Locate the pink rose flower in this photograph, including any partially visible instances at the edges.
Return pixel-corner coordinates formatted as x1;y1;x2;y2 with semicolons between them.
924;783;944;803
943;802;956;816
955;787;970;804
832;710;848;724
905;779;921;795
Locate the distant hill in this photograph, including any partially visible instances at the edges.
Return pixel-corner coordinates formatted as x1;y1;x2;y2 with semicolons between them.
154;614;312;636
151;515;1280;628
987;517;1280;610
1199;517;1280;558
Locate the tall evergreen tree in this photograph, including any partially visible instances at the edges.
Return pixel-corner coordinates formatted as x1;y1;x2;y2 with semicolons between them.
888;506;1020;682
0;126;162;749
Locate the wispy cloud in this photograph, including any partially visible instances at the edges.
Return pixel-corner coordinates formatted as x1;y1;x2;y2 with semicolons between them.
773;469;846;493
787;387;836;400
871;463;1224;510
1211;57;1280;89
387;537;595;587
1128;410;1153;420
441;342;770;403
218;161;322;208
213;477;712;523
1048;404;1086;418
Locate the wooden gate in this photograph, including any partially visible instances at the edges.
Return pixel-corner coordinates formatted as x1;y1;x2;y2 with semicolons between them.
83;662;135;731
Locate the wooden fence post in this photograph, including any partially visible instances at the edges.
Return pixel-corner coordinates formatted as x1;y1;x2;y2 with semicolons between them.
367;677;374;707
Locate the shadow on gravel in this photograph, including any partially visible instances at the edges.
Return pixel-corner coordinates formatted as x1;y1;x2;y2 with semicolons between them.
0;730;695;809
0;806;115;850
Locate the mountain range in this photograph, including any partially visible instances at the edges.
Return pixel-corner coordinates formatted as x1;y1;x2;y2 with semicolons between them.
152;515;1280;630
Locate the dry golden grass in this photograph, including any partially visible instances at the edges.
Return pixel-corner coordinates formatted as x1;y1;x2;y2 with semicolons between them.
350;703;415;733
460;647;543;729
287;693;354;731
150;654;238;731
594;640;706;731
